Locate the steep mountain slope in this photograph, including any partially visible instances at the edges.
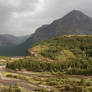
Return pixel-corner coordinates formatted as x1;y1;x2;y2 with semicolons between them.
25;10;92;44
20;10;92;54
17;35;30;44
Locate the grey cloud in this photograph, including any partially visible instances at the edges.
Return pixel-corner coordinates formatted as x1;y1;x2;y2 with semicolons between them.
0;0;38;21
0;0;92;36
0;0;39;35
0;4;12;22
12;0;38;12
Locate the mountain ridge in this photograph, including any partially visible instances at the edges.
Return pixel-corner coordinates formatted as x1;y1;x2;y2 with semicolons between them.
23;10;92;49
1;10;92;56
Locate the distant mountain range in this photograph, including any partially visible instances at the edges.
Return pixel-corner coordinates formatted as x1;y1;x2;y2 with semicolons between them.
0;34;29;56
1;10;92;56
0;34;30;47
0;34;29;47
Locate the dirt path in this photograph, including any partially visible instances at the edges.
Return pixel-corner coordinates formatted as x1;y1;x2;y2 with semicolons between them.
0;79;36;91
6;69;53;78
0;70;53;91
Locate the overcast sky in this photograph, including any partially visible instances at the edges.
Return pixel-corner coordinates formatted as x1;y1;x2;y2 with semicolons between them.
0;0;92;36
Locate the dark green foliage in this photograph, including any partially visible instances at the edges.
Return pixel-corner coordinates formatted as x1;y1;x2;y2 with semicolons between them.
7;57;67;72
35;88;49;92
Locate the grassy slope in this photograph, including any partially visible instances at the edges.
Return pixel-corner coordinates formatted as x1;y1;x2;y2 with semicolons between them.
27;35;92;62
5;35;92;92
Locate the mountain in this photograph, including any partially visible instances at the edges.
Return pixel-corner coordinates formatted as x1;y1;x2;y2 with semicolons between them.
0;34;29;47
27;10;92;43
0;34;29;56
17;35;30;44
0;34;20;47
20;10;92;54
1;10;92;56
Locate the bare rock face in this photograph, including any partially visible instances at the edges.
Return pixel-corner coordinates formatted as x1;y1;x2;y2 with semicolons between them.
25;10;92;46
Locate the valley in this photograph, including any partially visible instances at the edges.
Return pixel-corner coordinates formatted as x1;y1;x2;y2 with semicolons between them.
0;10;92;92
0;35;92;92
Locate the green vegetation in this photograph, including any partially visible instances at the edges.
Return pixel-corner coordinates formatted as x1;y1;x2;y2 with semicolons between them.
2;72;30;81
35;88;50;92
6;57;68;72
5;35;92;92
34;74;92;92
2;71;92;92
1;85;22;92
7;36;92;75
